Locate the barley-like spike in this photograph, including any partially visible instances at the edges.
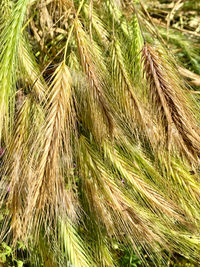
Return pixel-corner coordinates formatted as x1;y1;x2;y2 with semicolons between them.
0;0;31;143
19;38;46;100
59;219;96;267
74;19;114;137
78;136;200;263
3;63;78;242
142;44;200;162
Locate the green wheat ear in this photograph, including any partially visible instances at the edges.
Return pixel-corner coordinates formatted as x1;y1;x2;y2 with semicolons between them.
19;37;46;100
129;13;144;81
158;27;200;75
59;219;96;267
0;0;31;144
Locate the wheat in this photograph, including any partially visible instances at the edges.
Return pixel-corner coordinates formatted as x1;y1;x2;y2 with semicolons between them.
4;63;78;242
59;219;96;267
19;39;46;100
74;19;114;138
0;0;31;143
142;43;200;162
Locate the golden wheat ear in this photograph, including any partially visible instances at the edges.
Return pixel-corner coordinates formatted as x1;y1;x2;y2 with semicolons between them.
142;43;200;162
74;19;114;138
1;63;78;244
24;62;78;235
